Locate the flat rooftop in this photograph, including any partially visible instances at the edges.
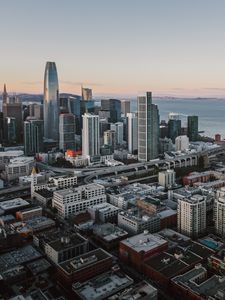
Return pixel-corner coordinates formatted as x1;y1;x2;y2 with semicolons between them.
90;202;120;213
26;258;51;275
0;198;29;211
48;233;87;252
0;150;24;157
173;265;225;299
73;270;133;300
108;280;157;300
59;248;112;274
93;223;128;242
0;245;42;272
144;252;188;278
121;232;167;253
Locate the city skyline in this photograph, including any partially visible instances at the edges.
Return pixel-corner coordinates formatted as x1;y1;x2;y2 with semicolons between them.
0;0;225;97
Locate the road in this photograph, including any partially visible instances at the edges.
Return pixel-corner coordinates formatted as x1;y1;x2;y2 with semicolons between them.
37;146;225;184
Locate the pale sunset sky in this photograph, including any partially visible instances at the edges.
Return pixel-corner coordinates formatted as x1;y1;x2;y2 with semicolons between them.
0;0;225;97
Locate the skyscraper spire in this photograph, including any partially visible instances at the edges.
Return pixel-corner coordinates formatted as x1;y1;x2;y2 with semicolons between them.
2;83;8;104
3;84;6;94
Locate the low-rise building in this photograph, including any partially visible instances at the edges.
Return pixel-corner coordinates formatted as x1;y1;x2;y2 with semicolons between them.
44;233;89;264
118;210;160;235
143;242;214;288
0;198;29;214
72;270;134;300
88;202;120;223
16;206;42;221
93;223;128;250
171;264;225;300
52;183;107;218
108;281;158;300
56;248;113;288
119;232;168;272
2;156;34;181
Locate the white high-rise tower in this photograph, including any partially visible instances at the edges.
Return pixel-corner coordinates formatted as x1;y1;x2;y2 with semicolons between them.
82;113;100;157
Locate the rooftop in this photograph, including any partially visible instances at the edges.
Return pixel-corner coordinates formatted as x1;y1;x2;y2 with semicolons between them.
108;281;157;300
121;232;167;253
26;258;51;275
173;265;225;299
59;248;112;274
7;156;34;166
93;223;128;242
73;270;133;300
89;202;120;213
47;233;87;252
0;150;24;158
0;198;29;211
0;245;42;272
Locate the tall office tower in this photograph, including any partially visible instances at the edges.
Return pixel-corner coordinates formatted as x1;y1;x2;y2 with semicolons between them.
2;84;8;104
82;113;100;157
28;103;43;120
121;100;130;116
0;112;3;144
104;130;116;151
80;100;95;117
59;113;75;151
168;119;181;142
59;96;69;113
175;135;189;151
3;99;23;143
60;95;82;135
177;195;206;238
43;61;59;141
33;104;43;120
187;115;198;141
138;92;159;161
214;188;225;237
4;117;16;145
24;118;44;156
101;99;121;123
82;87;92;100
127;112;138;154
110;122;124;146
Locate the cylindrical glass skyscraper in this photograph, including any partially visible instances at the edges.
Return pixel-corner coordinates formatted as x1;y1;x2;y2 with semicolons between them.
43;61;59;141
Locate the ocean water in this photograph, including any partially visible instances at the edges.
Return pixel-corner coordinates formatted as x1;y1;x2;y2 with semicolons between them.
130;98;225;138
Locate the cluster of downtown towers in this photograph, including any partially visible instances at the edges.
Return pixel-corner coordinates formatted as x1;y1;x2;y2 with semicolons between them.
43;62;160;161
2;61;198;161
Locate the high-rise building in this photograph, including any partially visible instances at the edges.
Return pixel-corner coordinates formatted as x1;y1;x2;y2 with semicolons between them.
177;195;206;238
104;130;116;151
43;61;59;141
214;188;225;237
110;122;124;145
3;99;23;143
59;113;75;151
82;113;100;157
187;116;198;142
158;170;175;188
168;119;181;142
127;112;138;154
175;135;189;151
4;117;16;145
121;100;130;116
101;99;121;123
24;118;44;156
28;103;43;120
0;112;4;144
138;92;159;161
82;87;92;101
